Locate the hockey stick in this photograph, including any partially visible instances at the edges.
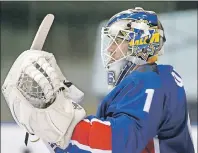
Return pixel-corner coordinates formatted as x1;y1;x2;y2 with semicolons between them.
24;14;54;146
30;14;54;50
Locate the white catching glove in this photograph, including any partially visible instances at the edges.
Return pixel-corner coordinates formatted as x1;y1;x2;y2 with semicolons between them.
2;49;86;148
42;50;84;104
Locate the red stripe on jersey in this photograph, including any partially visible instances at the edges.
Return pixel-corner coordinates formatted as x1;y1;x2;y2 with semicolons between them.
89;120;112;150
71;119;112;150
141;139;155;153
71;120;91;145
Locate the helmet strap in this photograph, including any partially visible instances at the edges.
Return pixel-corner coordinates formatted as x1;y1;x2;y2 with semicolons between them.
115;61;136;86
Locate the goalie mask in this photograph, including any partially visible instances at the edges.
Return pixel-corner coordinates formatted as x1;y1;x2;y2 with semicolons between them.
101;7;166;89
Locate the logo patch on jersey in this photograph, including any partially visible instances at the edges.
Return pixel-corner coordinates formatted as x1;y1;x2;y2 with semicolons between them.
107;71;115;85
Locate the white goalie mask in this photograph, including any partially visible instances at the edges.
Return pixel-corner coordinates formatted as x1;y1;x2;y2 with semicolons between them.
101;7;166;90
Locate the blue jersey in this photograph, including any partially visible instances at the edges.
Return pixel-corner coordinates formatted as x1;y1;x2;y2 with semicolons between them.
48;64;195;153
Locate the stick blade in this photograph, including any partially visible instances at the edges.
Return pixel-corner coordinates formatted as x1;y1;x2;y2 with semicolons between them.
30;14;54;50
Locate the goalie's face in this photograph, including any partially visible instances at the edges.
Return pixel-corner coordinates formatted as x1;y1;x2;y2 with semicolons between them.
107;37;128;63
101;27;133;68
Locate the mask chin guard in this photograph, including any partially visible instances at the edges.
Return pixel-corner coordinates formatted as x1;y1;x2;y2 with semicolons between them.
107;60;136;89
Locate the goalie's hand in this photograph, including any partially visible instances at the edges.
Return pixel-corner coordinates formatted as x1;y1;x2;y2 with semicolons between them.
2;50;86;148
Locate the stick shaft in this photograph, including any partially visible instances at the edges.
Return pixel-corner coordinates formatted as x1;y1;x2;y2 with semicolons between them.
30;14;54;50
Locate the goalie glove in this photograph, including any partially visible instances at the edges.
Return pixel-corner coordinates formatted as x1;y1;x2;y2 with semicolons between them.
1;50;86;148
41;50;84;104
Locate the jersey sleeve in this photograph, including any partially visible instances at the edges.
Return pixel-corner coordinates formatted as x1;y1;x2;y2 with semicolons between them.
47;73;165;153
47;116;112;153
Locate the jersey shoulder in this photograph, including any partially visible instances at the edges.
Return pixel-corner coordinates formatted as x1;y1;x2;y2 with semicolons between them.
124;64;181;89
157;64;184;87
122;67;162;89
